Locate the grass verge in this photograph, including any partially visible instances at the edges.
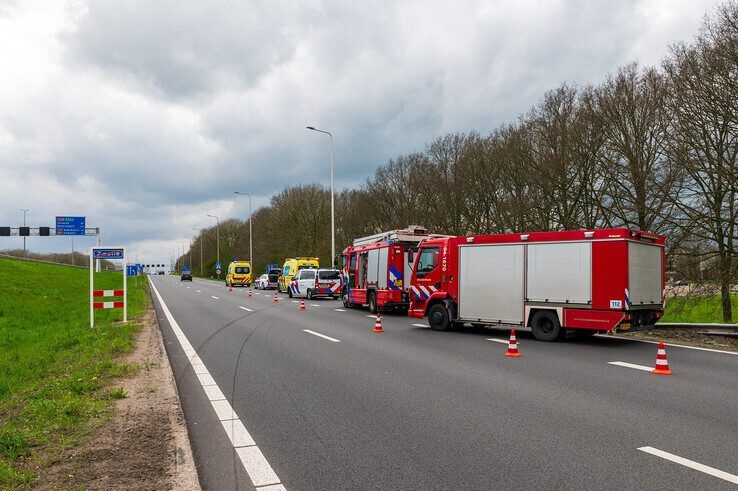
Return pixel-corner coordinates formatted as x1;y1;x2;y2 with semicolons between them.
0;258;149;486
662;293;738;324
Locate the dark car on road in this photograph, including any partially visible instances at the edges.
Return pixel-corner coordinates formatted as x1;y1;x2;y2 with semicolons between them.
181;268;192;281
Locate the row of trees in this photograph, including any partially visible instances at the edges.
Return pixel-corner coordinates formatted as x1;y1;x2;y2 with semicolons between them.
181;2;737;321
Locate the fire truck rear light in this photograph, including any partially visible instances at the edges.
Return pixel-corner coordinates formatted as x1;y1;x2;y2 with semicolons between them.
520;234;529;241
466;237;474;243
584;231;595;238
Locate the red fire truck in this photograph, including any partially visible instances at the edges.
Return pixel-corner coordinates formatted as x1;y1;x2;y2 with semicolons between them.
407;228;665;341
342;226;442;313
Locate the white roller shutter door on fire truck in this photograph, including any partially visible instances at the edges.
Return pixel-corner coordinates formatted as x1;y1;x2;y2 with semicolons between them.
527;242;592;304
628;241;663;305
458;244;524;324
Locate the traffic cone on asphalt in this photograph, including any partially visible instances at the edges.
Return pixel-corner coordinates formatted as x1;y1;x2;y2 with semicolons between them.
248;289;253;297
300;299;306;311
228;284;233;293
373;313;384;333
652;341;672;375
505;330;521;357
273;292;279;303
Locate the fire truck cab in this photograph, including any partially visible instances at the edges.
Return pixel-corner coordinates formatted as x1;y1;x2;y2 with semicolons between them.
408;228;665;341
342;226;440;313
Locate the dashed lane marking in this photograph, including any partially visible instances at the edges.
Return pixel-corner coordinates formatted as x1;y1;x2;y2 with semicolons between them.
366;314;377;318
148;278;283;488
196;289;202;293
239;306;253;312
303;329;340;343
212;295;220;300
638;446;738;484
486;338;509;344
333;308;347;312
607;361;652;372
310;304;320;307
412;323;427;328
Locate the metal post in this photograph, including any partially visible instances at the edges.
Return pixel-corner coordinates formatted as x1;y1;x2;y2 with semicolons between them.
306;127;336;267
89;247;94;327
19;209;28;256
96;229;101;273
207;214;220;278
123;249;127;322
71;237;74;266
194;228;203;277
234;192;253;275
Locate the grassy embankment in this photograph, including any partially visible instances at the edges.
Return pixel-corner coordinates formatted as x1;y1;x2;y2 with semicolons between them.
0;258;148;486
661;293;738;324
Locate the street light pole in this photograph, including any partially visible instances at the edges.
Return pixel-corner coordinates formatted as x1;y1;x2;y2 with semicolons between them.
184;236;192;270
19;209;28;256
306;126;335;268
177;241;184;273
193;228;203;277
207;214;220;277
233;192;253;273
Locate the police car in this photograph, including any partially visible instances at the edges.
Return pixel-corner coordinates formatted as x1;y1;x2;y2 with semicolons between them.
288;268;342;299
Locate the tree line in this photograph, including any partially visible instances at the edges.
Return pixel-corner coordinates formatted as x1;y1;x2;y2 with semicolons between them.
181;2;737;321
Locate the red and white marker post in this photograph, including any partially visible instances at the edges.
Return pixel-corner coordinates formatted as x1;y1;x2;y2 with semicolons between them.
89;246;126;327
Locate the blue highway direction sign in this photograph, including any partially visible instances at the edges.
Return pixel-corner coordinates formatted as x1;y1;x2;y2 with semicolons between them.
92;248;124;260
55;216;85;235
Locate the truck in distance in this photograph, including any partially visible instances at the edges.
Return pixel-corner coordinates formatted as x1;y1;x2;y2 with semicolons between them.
407;228;665;341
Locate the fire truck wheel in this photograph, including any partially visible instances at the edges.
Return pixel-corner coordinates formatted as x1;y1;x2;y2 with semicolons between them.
368;292;378;314
530;310;563;342
428;303;450;331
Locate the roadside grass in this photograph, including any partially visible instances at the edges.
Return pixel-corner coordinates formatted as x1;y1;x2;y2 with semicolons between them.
662;293;738;324
0;258;148;486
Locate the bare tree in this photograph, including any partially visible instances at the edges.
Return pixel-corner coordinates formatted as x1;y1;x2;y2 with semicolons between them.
663;1;738;322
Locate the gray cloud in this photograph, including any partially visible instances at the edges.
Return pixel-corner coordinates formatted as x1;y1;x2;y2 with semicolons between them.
0;0;721;262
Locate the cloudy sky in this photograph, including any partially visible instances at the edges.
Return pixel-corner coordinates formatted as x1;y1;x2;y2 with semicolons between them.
0;0;721;264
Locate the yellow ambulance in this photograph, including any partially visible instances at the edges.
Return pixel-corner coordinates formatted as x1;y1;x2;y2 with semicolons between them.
277;257;319;292
225;261;252;287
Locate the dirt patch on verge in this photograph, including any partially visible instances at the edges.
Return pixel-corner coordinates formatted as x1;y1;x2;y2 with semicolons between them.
35;307;200;489
620;327;738;352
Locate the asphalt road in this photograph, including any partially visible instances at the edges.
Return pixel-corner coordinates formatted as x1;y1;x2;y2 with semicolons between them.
149;275;738;489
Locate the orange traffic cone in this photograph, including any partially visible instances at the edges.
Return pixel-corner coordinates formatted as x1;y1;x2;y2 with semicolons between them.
248;289;253;297
273;292;279;303
652;341;672;375
373;313;384;333
505;330;521;357
228;284;233;293
300;299;306;311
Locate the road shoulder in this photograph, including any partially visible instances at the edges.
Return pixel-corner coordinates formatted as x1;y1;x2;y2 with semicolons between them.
35;304;200;489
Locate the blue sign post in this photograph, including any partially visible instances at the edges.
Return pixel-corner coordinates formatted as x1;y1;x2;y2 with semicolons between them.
56;216;86;235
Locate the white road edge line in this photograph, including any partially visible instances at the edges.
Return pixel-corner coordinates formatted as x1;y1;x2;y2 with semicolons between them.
333;308;347;312
607;361;652;372
638;446;738;484
149;278;283;488
486;338;509;344
303;329;340;343
239;306;253;312
595;334;738;356
212;295;220;300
